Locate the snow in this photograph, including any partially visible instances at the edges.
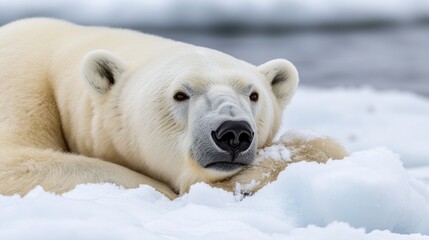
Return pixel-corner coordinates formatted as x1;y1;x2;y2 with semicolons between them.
1;87;429;239
408;167;429;184
282;87;429;167
255;144;291;163
254;148;429;234
1;0;429;29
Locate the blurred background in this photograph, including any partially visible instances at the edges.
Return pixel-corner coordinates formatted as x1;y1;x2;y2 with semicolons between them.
1;0;429;96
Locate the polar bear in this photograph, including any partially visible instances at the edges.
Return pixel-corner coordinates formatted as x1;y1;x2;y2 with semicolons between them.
0;18;344;200
213;130;347;194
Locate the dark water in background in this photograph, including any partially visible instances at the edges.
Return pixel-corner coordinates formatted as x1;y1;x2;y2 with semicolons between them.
152;25;429;97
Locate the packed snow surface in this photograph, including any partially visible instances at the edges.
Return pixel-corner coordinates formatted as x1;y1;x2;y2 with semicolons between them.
282;87;429;167
1;87;429;239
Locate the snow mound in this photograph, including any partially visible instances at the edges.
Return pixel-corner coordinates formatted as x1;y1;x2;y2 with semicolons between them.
248;148;429;234
283;87;429;167
1;147;428;239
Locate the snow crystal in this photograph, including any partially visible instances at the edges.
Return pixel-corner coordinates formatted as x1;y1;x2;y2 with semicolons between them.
255;144;291;163
234;180;260;194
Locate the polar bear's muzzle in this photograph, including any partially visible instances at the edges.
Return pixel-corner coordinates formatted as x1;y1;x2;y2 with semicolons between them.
204;120;254;171
191;118;257;172
211;120;253;157
189;92;258;173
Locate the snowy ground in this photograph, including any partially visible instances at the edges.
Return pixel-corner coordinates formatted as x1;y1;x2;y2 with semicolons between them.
282;87;429;168
1;87;429;240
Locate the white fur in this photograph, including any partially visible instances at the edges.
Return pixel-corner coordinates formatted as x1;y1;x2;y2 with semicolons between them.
0;18;299;197
81;50;125;94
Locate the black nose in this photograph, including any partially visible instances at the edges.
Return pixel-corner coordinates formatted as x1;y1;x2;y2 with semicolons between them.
211;120;254;156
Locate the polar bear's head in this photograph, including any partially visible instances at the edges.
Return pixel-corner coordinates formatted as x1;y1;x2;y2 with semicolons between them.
81;47;298;194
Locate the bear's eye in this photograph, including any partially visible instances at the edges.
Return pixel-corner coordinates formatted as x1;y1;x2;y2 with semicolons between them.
173;92;190;102
249;92;259;102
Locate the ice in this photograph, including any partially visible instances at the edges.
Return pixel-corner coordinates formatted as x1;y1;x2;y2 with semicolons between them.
1;87;429;239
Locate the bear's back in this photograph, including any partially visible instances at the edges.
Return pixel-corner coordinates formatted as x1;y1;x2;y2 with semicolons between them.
0;18;185;98
0;18;180;59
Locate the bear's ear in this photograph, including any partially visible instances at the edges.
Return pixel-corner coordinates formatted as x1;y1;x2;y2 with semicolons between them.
81;50;125;94
258;59;299;108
